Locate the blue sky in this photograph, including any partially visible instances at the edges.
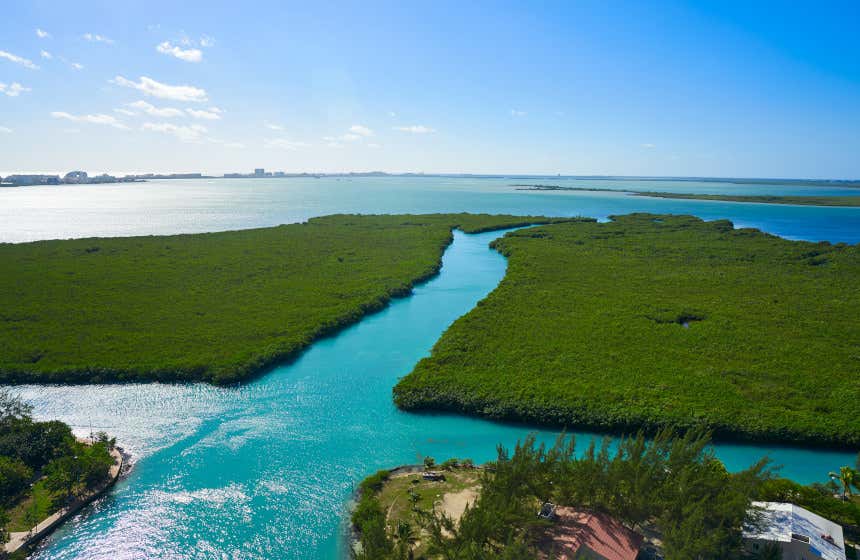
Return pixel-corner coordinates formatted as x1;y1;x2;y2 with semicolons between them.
1;0;858;178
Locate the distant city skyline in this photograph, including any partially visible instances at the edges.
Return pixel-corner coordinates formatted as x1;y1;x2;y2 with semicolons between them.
1;1;859;179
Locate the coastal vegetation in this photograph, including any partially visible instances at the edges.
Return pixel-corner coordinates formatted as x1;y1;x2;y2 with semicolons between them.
514;184;860;206
394;214;860;446
0;213;578;385
0;390;115;544
352;429;774;560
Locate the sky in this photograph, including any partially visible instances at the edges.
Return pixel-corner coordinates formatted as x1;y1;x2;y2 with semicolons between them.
1;0;858;178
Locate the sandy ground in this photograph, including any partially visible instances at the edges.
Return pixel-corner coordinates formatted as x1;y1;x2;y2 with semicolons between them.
440;487;479;522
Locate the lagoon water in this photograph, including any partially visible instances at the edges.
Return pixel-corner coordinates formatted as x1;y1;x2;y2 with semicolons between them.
1;177;858;559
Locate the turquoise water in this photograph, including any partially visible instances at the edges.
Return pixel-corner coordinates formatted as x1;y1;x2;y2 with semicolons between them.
1;176;859;243
0;177;857;558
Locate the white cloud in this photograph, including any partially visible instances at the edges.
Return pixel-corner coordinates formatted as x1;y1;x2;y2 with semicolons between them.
264;121;285;131
349;124;374;137
71;62;84;70
208;137;243;149
40;50;52;59
36;28;51;39
112;76;208;102
393;125;436;134
187;107;222;120
641;143;656;149
265;138;308;150
128;100;185;117
114;108;136;116
0;126;12;133
367;143;381;149
156;41;203;63
326;142;343;148
0;82;31;97
510;109;526;117
142;122;208;142
51;111;129;129
83;33;114;44
0;50;39;70
388;111;396;117
200;35;216;48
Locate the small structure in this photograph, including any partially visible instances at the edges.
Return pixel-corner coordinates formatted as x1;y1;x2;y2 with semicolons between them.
743;501;846;560
542;507;642;560
422;471;445;482
538;502;558;520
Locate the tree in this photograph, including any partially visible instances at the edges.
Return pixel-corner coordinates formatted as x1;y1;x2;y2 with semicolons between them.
828;466;858;500
0;389;32;424
0;456;33;505
393;520;417;560
423;456;436;470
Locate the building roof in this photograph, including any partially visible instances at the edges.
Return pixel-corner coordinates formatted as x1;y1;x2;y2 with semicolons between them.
744;502;846;560
543;507;642;560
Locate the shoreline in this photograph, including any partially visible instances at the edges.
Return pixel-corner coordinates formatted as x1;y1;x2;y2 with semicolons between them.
3;443;126;556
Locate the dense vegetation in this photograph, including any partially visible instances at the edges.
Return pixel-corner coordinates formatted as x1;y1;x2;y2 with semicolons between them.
0;213;574;385
395;214;860;446
0;390;115;544
352;429;773;559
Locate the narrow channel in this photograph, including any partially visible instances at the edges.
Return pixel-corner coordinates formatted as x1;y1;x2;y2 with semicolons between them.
13;228;857;560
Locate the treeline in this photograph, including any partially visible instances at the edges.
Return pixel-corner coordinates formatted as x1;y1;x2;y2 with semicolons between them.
395;214;860;447
0;213;576;385
0;390;114;543
352;429;774;560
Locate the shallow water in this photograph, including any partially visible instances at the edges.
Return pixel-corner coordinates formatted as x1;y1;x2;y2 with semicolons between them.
1;177;858;558
1;176;859;243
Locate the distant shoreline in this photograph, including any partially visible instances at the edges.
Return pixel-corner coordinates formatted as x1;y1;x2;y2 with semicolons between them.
513;184;860;207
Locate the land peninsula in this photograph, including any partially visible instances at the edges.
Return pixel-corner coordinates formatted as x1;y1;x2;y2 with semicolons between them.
394;214;860;447
515;184;860;207
0;213;577;385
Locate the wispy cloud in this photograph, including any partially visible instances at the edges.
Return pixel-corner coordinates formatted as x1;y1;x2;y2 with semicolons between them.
40;50;52;59
128;100;185;118
510;109;526;117
51;111;129;129
114;108;136;116
0;126;12;133
393;125;435;134
200;35;216;48
641;143;656;149
112;76;208;103
0;50;39;70
142;122;207;142
349;124;374;137
187;107;222;120
83;33;114;44
36;28;51;39
156;41;203;63
264;121;285;131
0;82;31;97
266;138;309;150
71;62;84;70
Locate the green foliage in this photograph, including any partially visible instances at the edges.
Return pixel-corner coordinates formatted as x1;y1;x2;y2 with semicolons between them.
636;191;860;207
423;456;436;470
0;457;32;506
420;429;770;560
395;214;860;446
0;214;576;385
0;391;114;535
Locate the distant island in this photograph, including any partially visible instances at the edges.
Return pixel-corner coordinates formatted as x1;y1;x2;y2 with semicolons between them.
513;184;860;207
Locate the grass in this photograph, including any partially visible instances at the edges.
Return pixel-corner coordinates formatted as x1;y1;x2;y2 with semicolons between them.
394;213;860;447
5;480;59;532
0;213;575;385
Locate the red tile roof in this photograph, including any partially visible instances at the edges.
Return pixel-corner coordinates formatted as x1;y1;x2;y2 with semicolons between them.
544;507;642;560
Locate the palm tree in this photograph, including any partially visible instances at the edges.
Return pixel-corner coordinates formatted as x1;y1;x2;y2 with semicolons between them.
393;520;417;560
828;466;858;500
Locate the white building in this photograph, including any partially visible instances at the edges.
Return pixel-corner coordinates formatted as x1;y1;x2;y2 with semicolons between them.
744;502;846;560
